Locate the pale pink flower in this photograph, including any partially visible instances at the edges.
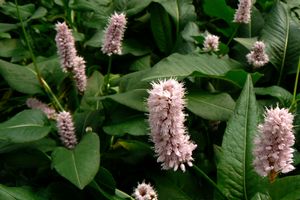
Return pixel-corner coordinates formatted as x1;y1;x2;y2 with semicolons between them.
56;111;78;149
253;106;295;179
132;182;158;200
247;41;269;68
101;12;127;56
203;34;220;52
233;0;252;24
147;79;197;172
55;22;77;72
26;98;57;119
72;56;87;93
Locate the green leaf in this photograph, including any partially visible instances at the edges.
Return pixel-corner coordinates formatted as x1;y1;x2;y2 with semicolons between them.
0;110;50;143
100;89;148;112
0;39;28;58
95;167;116;194
150;4;173;54
28;6;47;20
187;92;235;121
154;0;196;30
52;132;100;190
0;185;38;200
142;53;242;81
0;3;35;20
203;0;234;23
254;86;293;104
122;39;151;56
115;0;152;16
234;38;258;50
268;175;300;200
81;71;104;110
260;2;300;76
0;23;18;32
217;75;266;199
251;193;271;200
0;59;42;94
103;115;148;136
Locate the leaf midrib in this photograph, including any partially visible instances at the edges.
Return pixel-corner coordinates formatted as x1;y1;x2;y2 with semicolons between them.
1;124;43;129
243;82;250;200
188;96;234;112
71;152;82;189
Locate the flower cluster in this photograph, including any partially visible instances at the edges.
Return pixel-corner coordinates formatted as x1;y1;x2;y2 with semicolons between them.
203;34;219;52
55;22;87;92
246;41;269;68
253;106;295;179
132;182;158;200
147;79;197;172
26;98;57;119
56;111;78;149
101;12;127;56
233;0;252;24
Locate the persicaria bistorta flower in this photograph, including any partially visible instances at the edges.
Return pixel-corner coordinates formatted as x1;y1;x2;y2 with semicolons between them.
203;34;220;52
246;41;269;68
253;106;295;181
55;22;77;72
233;0;252;24
56;111;78;149
101;12;127;56
26;98;57;119
132;182;158;200
147;79;197;172
72;56;87;93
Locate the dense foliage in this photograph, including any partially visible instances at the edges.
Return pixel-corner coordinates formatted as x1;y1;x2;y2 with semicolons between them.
0;0;300;199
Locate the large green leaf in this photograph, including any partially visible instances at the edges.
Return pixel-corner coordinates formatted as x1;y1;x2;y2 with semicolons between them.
100;89;148;112
255;86;293;105
217;75;266;199
268;176;300;200
142;53;242;81
52;132;100;190
0;110;51;143
187;92;235;121
203;0;234;23
0;59;42;94
260;2;300;78
150;3;173;54
0;185;38;200
103;115;148;136
154;0;196;30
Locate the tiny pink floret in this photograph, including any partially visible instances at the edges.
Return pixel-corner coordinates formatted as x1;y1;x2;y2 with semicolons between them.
26;98;57;119
233;0;252;24
132;182;158;200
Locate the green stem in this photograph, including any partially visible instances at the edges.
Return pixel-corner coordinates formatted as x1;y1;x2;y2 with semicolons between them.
193;165;228;200
291;57;300;111
15;0;64;112
104;56;113;93
226;24;239;46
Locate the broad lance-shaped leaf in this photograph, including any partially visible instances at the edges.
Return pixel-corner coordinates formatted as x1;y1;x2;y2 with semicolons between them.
187;92;235;121
0;185;38;200
0;110;51;143
142;53;242;81
52;132;100;190
0;59;42;94
217;75;266;199
260;2;300;76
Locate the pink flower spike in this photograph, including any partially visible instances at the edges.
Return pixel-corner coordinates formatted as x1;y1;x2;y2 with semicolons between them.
233;0;252;24
246;41;269;68
55;22;77;72
253;106;295;181
101;12;127;56
56;111;78;149
132;182;158;200
26;98;57;119
147;79;197;172
72;56;87;93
